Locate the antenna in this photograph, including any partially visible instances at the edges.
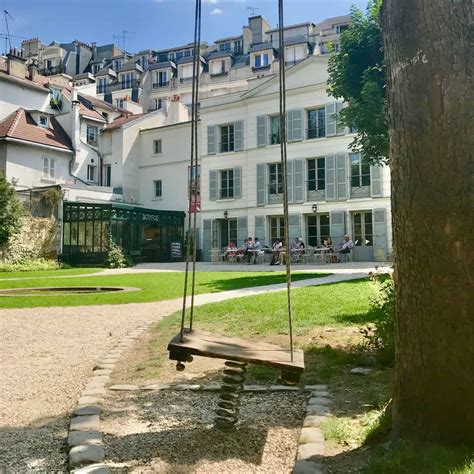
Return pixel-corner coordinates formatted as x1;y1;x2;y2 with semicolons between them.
0;32;25;55
3;10;14;52
113;30;135;52
247;6;260;16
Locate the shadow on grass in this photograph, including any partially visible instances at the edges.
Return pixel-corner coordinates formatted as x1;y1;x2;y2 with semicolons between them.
0;415;69;472
199;271;329;293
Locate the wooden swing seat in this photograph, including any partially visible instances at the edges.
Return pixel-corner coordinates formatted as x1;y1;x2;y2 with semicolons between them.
168;328;305;383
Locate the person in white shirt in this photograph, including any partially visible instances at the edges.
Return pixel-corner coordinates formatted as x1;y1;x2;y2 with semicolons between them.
338;235;354;262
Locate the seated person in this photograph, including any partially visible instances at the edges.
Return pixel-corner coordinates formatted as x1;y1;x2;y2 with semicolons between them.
250;237;262;264
269;239;283;265
323;236;333;248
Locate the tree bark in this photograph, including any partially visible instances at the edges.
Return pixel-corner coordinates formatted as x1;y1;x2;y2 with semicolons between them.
381;0;473;443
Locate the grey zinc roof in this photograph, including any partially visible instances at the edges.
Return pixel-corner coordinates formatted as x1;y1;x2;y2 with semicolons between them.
175;55;205;65
206;50;234;60
147;61;176;71
95;68;117;77
249;43;274;53
215;34;243;43
267;22;315;33
117;62;144;73
73;72;95;80
283;36;310;47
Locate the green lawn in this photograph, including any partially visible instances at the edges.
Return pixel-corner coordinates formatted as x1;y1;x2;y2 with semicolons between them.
0;271;328;308
0;267;103;279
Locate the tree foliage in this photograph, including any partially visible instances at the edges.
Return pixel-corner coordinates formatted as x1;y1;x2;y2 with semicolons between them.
327;0;388;165
0;173;23;251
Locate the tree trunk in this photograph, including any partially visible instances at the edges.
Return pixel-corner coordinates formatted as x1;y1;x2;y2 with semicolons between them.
381;0;473;443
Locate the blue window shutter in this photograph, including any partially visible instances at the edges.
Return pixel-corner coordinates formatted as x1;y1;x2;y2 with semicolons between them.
237;217;248;246
288;214;301;241
325;154;336;201
257;116;267;148
234;120;244;151
254;216;266;245
336;153;348;200
233;167;242;199
207;125;216;155
293;159;304;203
256;163;266;206
202;219;212;261
286;159;294;203
370;165;383;197
373;208;388;261
326;103;337;137
209;170;218;200
330;211;346;246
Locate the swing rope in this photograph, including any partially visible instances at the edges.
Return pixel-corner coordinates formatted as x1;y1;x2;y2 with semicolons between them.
179;0;294;363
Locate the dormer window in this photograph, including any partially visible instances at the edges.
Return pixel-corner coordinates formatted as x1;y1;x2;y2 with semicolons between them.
219;42;231;52
39;116;48;127
210;60;227;76
113;59;123;70
254;53;270;68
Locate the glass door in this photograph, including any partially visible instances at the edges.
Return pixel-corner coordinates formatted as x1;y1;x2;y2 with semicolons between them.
352;211;374;261
307;213;330;247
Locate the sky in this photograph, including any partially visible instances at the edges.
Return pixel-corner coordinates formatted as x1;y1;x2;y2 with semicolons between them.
1;0;367;54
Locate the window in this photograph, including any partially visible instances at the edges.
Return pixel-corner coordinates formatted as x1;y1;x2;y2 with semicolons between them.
154;98;163;110
158;70;169;87
268;163;283;195
307;158;326;192
42;156;55;180
254;53;270;68
220;169;234;199
121;72;134;89
92;64;101;74
113;59;123;70
219;124;234;153
336;24;349;33
307;214;330;247
87;165;96;182
154;180;162;198
45;59;52;69
39;116;48;127
211;60;226;75
86;125;98;146
234;40;242;53
153;139;162;155
219;42;231;52
351;153;370;188
270;216;285;242
307;107;326;139
104;165;111;187
97;78;107;94
353;211;373;246
270;116;280;144
116;98;124;108
176;51;184;60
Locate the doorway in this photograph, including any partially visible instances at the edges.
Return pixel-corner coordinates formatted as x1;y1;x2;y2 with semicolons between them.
218;218;237;248
352;211;374;261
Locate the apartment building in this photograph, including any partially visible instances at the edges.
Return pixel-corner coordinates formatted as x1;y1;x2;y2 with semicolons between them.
199;56;391;262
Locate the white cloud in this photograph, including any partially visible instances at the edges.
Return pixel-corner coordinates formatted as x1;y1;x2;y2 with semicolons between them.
210;7;224;14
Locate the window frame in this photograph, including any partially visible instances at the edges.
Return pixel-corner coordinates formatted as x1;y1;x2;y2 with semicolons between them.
87;164;96;182
268;163;283;196
104;164;112;187
219;169;234;199
307;157;326;192
254;52;270;68
270;115;281;145
39;115;48;127
307;213;330;247
154;179;163;199
153;139;162;155
350;153;371;188
307;107;326;139
96;78;107;94
42;156;55;180
86;124;98;146
219;124;235;153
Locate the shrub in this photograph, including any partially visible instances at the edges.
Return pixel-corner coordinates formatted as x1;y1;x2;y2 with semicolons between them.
104;230;128;269
0;258;64;273
360;270;395;365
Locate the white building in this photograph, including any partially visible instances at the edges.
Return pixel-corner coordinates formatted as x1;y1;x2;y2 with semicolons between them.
199;57;391;261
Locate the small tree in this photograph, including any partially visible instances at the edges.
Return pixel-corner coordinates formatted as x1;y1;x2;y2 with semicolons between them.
104;228;127;269
0;173;23;256
327;0;388;165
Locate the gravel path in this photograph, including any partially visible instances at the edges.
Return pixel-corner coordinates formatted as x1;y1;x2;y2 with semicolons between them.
102;390;306;473
0;271;367;471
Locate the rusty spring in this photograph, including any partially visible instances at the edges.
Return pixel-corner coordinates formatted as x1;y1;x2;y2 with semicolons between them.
214;361;247;432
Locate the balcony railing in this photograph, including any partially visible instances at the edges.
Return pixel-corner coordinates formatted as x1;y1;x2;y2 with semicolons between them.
152;81;170;89
219;142;235;153
306;128;326;139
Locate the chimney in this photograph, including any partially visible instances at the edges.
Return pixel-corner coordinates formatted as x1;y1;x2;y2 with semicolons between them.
27;59;39;81
7;48;27;79
70;87;81;153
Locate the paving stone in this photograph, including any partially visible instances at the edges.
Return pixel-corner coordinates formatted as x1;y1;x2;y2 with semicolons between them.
308;397;331;406
105;352;122;358
108;384;139;391
299;427;324;444
82;387;106;397
350;367;372;375
141;383;171;391
303;415;328;428
200;384;221;391
311;390;330;398
94;363;115;370
100;359;119;365
91;375;110;383
243;385;268;392
70;415;100;431
93;369;113;376
270;385;300;391
73;405;101;416
173;384;200;391
297;442;325;460
68;430;102;446
71;464;111;474
78;396;103;406
69;445;105;468
293;460;324;474
84;382;106;391
305;384;328;391
306;404;331;416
